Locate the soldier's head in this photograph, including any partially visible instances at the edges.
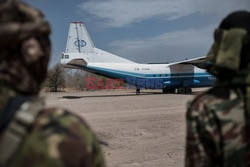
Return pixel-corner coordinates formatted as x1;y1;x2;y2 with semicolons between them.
219;11;250;33
206;11;250;79
0;0;51;94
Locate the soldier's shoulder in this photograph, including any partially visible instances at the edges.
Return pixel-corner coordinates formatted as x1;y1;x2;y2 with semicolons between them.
35;107;91;129
33;107;98;148
188;87;231;112
13;107;106;167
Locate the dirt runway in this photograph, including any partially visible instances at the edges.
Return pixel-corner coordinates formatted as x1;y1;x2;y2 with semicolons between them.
43;88;207;167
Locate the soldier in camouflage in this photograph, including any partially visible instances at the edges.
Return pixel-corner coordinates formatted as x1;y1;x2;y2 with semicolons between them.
0;0;106;166
185;11;250;167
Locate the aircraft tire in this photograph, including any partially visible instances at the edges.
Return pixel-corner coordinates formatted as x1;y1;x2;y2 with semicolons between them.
169;89;175;93
177;87;186;94
177;87;192;94
186;87;192;94
163;88;175;94
162;88;168;94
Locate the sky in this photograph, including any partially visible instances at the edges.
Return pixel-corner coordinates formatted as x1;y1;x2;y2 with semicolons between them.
23;0;250;66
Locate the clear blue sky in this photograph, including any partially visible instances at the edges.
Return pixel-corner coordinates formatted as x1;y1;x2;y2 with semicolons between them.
23;0;249;67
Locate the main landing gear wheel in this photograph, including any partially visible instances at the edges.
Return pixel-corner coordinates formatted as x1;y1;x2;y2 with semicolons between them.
186;87;192;94
169;89;175;93
162;88;175;94
177;87;192;94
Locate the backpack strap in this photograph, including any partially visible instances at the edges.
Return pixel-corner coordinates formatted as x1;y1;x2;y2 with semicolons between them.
0;96;44;166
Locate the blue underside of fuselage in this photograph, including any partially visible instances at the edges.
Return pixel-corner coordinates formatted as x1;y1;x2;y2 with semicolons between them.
74;64;215;89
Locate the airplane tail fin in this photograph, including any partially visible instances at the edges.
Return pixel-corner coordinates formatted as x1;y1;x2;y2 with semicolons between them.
61;22;136;67
65;22;95;53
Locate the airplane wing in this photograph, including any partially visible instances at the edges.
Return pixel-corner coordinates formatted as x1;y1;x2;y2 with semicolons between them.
167;56;210;69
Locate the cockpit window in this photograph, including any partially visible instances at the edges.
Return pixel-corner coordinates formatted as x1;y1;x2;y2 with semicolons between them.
61;54;69;59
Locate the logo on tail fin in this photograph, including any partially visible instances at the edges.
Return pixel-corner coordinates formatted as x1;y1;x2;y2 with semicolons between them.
74;40;87;48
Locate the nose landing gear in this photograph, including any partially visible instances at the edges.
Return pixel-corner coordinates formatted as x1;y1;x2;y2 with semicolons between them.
136;89;140;95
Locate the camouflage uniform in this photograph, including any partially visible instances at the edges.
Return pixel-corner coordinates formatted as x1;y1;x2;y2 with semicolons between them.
0;1;106;167
186;11;250;167
0;87;105;167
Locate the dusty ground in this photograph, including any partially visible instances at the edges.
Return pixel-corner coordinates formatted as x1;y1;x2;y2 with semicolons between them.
42;88;208;167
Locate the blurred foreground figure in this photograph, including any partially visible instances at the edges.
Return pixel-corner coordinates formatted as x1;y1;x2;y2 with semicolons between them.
185;11;250;167
0;1;106;166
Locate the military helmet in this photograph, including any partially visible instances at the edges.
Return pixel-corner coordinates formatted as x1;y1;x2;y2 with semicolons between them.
0;0;51;94
206;11;250;78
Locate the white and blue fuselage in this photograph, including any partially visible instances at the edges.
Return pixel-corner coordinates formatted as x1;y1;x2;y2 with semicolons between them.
83;63;212;88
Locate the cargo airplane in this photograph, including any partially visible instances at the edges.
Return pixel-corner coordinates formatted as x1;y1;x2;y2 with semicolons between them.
61;22;215;95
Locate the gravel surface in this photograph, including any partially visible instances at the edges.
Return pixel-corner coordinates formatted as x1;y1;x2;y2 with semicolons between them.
42;88;207;167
